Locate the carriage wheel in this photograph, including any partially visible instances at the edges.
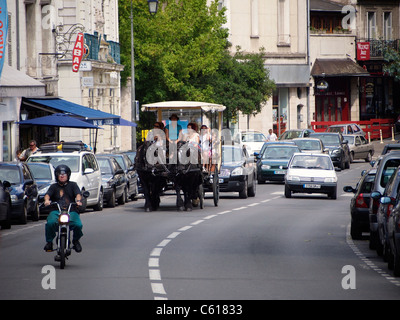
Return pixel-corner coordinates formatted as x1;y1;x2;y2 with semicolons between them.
212;166;219;207
199;184;204;209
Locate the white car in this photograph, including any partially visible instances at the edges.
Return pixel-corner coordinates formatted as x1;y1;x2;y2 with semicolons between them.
27;142;103;211
233;130;266;155
284;153;338;199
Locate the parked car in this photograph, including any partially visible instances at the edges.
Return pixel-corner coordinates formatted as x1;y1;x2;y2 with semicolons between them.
27;142;103;212
256;144;301;183
326;123;365;136
386;189;400;275
0;162;39;224
233;130;266;155
26;162;56;208
343;168;377;240
0;180;12;229
121;150;143;194
343;134;374;163
219;145;257;198
102;153;139;201
284;153;338;199
375;166;400;260
96;155;127;207
310;132;351;170
368;152;400;250
292;137;327;154
256;141;296;160
278;129;315;140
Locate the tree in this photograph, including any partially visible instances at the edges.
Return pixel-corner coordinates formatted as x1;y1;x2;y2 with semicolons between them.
208;46;275;125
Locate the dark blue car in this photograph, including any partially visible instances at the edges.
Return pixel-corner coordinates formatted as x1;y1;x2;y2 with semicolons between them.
0;180;12;229
0;162;39;224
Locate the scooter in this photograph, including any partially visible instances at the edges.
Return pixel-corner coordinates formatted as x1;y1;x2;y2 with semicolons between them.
41;192;89;269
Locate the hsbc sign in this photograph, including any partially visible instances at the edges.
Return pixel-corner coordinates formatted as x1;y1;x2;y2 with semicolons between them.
357;42;370;61
72;33;84;72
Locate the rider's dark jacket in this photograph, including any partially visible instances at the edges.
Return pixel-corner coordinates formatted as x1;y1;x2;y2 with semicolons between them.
46;181;81;210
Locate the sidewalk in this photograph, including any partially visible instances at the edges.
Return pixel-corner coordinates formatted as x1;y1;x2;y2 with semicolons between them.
371;132;400;157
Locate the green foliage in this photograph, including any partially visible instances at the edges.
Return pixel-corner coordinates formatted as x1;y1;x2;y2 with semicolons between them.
119;0;274;134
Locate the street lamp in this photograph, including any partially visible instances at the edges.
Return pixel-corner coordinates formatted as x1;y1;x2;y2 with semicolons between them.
131;0;159;151
148;0;159;15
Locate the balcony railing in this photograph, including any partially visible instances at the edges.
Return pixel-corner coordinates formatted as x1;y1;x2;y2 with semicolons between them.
84;32;121;64
356;39;400;59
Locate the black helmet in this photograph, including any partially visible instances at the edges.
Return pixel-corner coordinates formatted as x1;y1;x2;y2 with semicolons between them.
54;164;71;182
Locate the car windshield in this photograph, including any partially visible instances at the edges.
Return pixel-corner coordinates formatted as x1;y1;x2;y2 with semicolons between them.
27;164;53;180
294;140;321;151
0;167;21;184
281;131;302;139
380;159;400;188
262;146;298;160
113;156;127;170
27;155;80;172
326;127;344;133
97;158;112;174
242;133;265;142
312;134;340;146
290;155;333;170
222;147;242;163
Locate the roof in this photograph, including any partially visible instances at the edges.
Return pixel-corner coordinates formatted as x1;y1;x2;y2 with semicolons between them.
310;0;345;12
0;65;46;97
311;58;369;77
142;101;226;112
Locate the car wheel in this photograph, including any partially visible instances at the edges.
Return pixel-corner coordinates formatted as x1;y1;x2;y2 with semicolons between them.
350;221;362;240
108;189;116;208
248;175;256;197
365;151;373;162
284;184;291;198
118;188;126;205
31;202;40;221
239;180;248;199
394;244;400;277
329;187;337;200
19;203;28;225
350;152;354;163
93;189;104;211
0;200;12;230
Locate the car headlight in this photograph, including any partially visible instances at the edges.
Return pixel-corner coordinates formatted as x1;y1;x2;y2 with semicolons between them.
286;175;300;181
38;185;50;196
261;165;271;170
324;177;337;183
231;167;243;176
10;195;18;202
332;149;341;155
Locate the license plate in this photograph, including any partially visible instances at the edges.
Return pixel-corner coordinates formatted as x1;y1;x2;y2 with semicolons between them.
219;179;224;183
274;170;285;175
303;184;321;189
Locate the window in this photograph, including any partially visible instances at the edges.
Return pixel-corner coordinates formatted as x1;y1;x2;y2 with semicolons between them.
384;12;392;40
277;0;290;45
367;12;376;39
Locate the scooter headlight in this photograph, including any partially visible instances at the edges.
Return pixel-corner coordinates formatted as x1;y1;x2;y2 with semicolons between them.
59;214;70;224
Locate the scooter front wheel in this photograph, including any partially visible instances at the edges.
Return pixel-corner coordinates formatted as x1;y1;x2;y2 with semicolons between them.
59;234;67;269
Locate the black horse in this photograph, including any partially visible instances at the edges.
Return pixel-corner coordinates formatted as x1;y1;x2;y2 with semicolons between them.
135;140;202;212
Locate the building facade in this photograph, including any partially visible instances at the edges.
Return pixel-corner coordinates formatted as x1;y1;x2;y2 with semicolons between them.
2;0;127;161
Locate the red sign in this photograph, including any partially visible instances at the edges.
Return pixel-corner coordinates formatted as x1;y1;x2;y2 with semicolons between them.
357;42;370;61
72;33;84;72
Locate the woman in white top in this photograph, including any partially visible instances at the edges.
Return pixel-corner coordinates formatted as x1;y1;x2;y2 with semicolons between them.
200;125;211;171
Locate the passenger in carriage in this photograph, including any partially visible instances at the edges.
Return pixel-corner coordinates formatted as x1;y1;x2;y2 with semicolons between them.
165;114;183;144
184;122;200;148
200;125;211;172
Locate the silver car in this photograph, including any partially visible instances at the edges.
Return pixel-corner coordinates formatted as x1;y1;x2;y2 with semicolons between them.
326;124;365;136
343;134;374;162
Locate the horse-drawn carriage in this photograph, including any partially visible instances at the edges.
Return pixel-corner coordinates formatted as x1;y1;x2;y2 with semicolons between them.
135;101;226;212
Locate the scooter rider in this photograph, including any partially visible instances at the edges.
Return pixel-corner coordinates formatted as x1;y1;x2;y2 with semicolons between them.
43;164;84;253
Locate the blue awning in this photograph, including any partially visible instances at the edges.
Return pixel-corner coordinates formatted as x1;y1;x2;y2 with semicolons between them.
23;98;121;125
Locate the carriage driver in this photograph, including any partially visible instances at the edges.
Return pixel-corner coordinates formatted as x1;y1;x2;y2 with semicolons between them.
43;164;84;253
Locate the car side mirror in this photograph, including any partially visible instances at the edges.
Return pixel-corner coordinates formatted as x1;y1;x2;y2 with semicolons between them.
116;169;124;175
84;168;94;174
343;186;355;193
371;191;382;199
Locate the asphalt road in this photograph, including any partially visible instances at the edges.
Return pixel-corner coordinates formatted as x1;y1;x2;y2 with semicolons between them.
1;157;400;303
